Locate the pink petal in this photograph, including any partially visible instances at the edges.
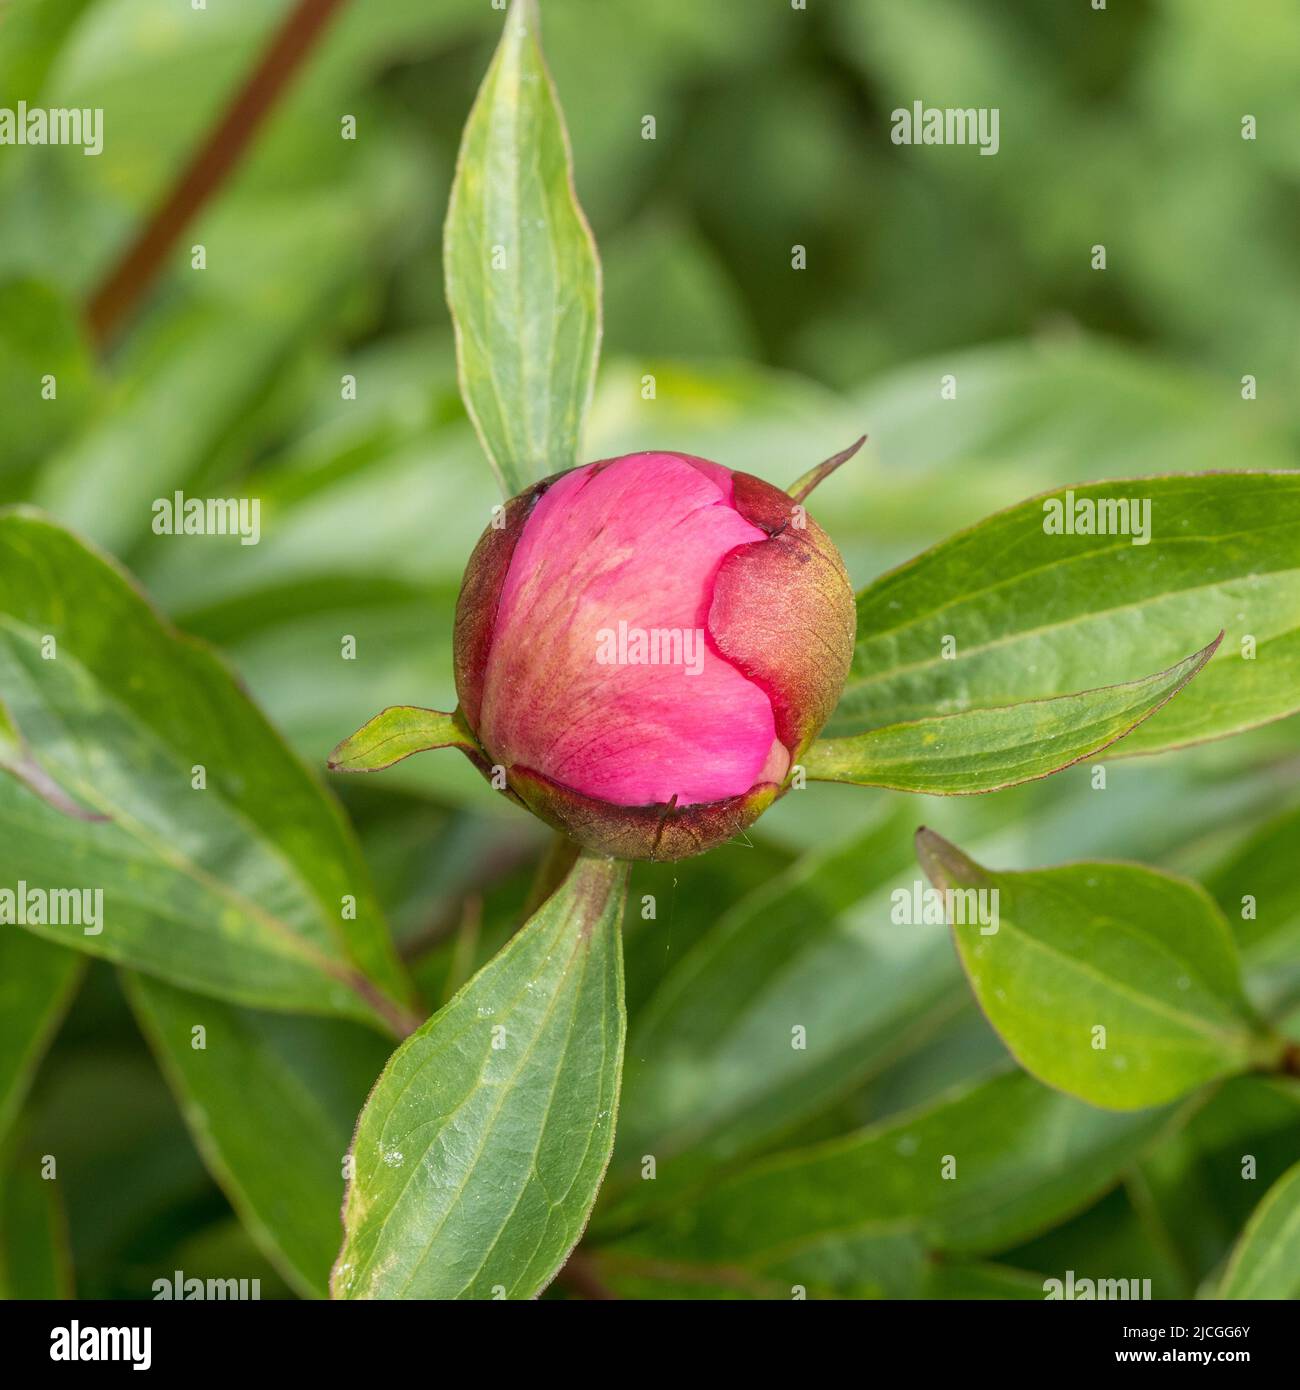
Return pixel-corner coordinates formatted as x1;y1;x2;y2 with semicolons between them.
479;453;783;806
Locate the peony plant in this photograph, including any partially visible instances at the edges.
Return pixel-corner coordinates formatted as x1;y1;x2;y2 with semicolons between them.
1;0;1297;1308
319;0;1300;1300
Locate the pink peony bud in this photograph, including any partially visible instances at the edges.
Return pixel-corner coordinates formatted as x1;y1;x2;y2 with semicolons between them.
454;451;855;859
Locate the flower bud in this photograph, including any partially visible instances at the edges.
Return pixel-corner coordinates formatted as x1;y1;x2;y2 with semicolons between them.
454;451;855;859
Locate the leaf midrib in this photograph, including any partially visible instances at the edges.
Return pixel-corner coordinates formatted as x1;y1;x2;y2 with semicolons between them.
345;893;597;1295
388;917;588;1296
0;619;377;1002
843;520;1300;702
970;890;1252;1053
820;677;1177;782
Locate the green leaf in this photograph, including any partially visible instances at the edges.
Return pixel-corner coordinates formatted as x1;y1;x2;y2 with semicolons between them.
788;435;867;503
1216;1159;1300;1298
0;934;82;1147
333;852;627;1300
0;695;104;820
444;0;602;495
917;829;1274;1109
805;635;1218;793
604;1069;1178;1291
122;972;394;1299
328;706;479;774
0;509;415;1031
833;474;1300;757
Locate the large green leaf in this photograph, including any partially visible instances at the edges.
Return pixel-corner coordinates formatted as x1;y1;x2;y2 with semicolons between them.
603;1069;1178;1293
832;474;1300;757
0;934;82;1147
333;852;627;1300
1216;1159;1300;1298
805;637;1217;793
0;509;414;1031
0;693;102;820
444;0;602;496
917;829;1276;1109
123;972;393;1299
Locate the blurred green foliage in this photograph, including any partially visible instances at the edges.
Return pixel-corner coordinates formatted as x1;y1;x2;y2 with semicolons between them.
0;0;1296;1300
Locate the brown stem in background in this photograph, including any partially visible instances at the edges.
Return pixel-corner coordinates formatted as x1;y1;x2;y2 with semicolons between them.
345;970;423;1041
86;0;350;348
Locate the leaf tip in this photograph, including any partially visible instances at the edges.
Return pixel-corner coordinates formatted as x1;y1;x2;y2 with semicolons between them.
788;434;868;504
915;826;983;890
